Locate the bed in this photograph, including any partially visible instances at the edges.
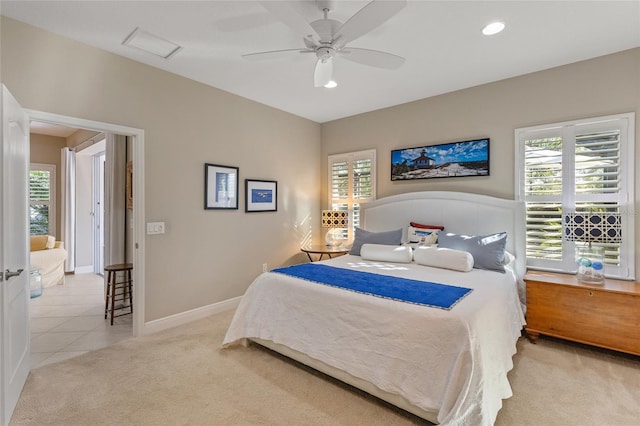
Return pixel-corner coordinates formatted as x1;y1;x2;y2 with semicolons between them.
223;191;526;425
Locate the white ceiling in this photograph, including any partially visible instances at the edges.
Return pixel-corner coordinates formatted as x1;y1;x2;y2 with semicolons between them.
2;1;639;123
30;121;79;138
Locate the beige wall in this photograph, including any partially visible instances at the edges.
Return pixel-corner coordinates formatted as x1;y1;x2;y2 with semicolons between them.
29;133;66;239
6;14;639;325
321;48;640;276
2;17;321;321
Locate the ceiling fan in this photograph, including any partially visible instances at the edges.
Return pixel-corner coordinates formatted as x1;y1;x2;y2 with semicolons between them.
243;0;407;87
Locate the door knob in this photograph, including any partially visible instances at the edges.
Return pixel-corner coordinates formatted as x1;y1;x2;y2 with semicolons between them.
4;268;24;280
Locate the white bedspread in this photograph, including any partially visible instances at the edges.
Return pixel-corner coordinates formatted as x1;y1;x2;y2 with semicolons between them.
223;255;526;425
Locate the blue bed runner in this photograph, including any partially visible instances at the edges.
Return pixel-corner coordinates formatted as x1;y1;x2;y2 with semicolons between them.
271;263;472;310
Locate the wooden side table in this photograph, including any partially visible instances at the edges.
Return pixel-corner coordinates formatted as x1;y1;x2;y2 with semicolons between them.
301;244;350;262
524;270;640;356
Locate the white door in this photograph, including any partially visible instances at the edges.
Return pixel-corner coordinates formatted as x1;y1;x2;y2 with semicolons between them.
0;85;30;426
94;152;105;274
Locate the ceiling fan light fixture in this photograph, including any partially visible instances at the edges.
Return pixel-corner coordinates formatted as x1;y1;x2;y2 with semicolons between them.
255;0;407;88
482;22;505;36
324;80;338;88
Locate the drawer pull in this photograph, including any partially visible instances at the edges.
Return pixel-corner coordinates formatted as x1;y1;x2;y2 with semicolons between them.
588;291;594;296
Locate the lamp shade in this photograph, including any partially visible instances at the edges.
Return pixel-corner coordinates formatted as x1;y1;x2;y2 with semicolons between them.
564;212;622;244
322;210;348;228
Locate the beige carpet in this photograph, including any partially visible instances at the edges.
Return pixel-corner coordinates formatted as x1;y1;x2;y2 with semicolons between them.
10;310;640;426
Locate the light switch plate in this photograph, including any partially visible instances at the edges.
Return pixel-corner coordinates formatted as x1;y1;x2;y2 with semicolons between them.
146;222;165;235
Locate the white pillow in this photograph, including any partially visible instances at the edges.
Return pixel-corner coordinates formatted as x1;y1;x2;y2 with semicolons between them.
502;251;516;266
360;244;413;263
413;246;474;272
45;235;56;249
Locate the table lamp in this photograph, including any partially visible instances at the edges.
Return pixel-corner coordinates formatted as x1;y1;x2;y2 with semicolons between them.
322;210;348;247
564;212;622;284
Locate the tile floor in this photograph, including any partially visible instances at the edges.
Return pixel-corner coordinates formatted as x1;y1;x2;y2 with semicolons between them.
29;272;132;369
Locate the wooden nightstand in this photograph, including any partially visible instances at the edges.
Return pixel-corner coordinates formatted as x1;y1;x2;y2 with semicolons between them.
301;244;349;262
524;270;640;356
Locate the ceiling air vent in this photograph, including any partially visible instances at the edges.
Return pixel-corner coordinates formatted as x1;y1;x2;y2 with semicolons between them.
122;27;182;60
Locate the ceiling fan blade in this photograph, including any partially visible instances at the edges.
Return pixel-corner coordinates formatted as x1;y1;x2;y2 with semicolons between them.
260;1;321;46
338;47;405;69
333;0;406;48
242;48;312;61
314;57;333;88
303;37;318;50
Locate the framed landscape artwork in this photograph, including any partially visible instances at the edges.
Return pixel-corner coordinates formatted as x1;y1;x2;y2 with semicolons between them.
391;138;490;181
245;179;277;212
205;163;239;209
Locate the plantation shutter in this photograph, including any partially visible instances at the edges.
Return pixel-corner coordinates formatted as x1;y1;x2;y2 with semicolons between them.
516;113;634;279
29;164;56;236
522;135;563;263
328;149;376;241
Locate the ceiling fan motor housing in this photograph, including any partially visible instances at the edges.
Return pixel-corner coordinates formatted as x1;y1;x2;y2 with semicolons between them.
316;46;335;62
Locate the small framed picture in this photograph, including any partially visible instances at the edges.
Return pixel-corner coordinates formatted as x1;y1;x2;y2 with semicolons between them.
245;179;277;212
205;163;239;210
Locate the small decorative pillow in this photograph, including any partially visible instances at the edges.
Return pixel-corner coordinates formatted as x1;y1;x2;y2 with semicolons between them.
437;231;508;273
30;235;52;251
360;244;413;263
407;226;439;246
413;246;474;272
410;222;445;231
349;227;403;256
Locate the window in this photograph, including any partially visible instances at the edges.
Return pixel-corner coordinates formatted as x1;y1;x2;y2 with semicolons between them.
515;113;635;279
328;149;376;241
29;163;56;236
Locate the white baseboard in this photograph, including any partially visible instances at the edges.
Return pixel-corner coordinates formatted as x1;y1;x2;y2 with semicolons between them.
74;265;94;274
141;296;241;336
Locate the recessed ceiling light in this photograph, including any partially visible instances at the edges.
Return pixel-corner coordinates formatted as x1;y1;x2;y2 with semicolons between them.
324;80;338;89
482;22;505;36
122;27;182;59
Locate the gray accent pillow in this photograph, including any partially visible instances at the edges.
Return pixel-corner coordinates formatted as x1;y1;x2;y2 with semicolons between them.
437;231;508;273
349;228;403;256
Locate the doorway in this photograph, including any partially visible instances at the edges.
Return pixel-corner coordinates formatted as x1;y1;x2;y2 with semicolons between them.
29;129;137;368
26;109;145;340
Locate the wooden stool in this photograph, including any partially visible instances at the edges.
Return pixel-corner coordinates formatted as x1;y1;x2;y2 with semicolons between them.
104;263;133;325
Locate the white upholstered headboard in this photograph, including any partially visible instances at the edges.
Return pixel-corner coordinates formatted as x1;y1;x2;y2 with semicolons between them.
361;191;526;278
